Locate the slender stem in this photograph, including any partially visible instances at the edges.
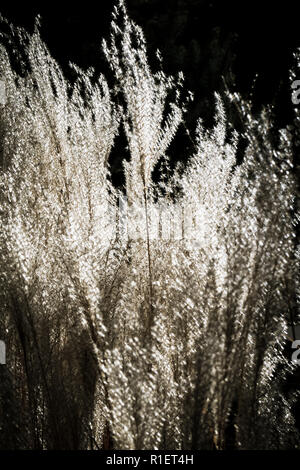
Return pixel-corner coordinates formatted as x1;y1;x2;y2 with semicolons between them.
143;185;154;329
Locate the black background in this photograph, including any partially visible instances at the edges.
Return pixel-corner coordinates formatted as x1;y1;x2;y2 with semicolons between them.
1;0;299;120
0;0;300;178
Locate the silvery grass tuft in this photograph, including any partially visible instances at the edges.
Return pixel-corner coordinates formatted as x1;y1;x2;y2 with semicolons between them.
0;0;299;450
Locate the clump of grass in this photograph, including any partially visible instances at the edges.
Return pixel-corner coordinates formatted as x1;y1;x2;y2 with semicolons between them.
0;0;299;450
